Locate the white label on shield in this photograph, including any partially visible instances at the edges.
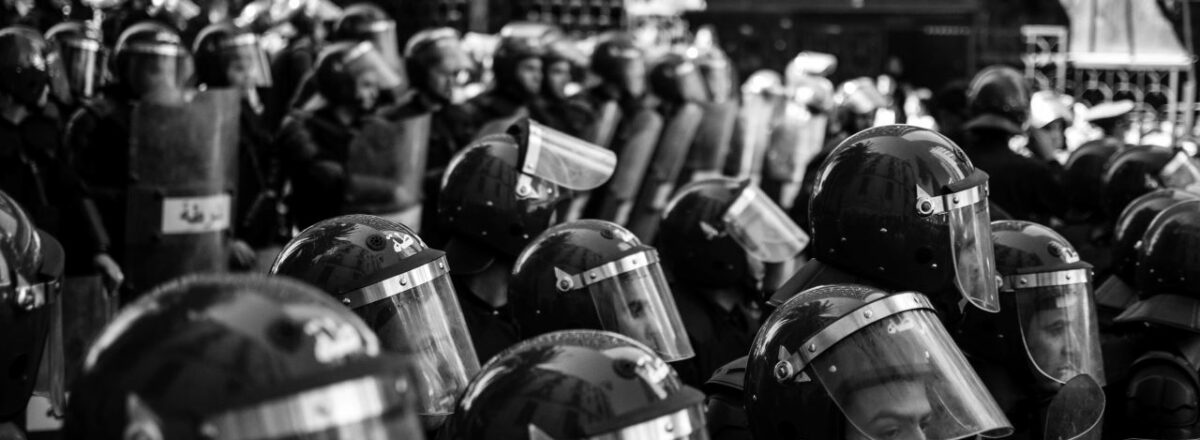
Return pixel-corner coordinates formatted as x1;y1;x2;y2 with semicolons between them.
161;194;231;234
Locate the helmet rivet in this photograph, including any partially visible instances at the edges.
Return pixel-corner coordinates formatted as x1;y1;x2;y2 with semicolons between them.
664;421;675;433
828;365;838;373
863;310;874;319
438;262;445;269
400;278;408;286
486;200;494;207
366;234;387;251
1065;275;1071;281
930;263;938;269
517;185;530;196
807;343;816;353
589;272;598;279
341;298;352;306
557;279;571;290
879;228;887;234
773;361;794;381
918;199;933;214
952;196;960;204
1019;277;1028;285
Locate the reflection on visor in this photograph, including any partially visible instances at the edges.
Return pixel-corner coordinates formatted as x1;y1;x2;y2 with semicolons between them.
205;366;423;440
1014;279;1105;388
919;183;1000;313
798;294;1011;440
723;184;809;262
339;252;481;417
217;34;273;88
342;42;403;90
554;250;695;362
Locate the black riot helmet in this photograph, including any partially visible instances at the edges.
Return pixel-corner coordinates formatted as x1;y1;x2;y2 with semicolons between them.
112;21;192;99
649;52;708;104
745;284;1012;440
965;65;1031;135
45;21;106;100
591;32;647;100
510;219;694;362
1116;200;1200;332
1101;145;1174;218
270;215;480;423
959;221;1104;393
445;330;708;440
0;25;52;108
0;191;65;422
438;118;616;273
1063;140;1120;221
403;27;470;104
1112;189;1200;284
192;22;272;89
795;125;1001;319
332;2;400;69
492;24;551;99
542;34;587;101
1121;348;1200;440
659;178;809;290
64;274;425;440
314;41;403;110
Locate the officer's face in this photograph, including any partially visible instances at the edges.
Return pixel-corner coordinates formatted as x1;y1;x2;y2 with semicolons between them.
544;60;572;100
1033;120;1066;152
618;60;647;98
425;56;464;103
844;380;933;440
354;70;384;110
515;58;543;96
225;58;254;89
1026;307;1079;382
126;56;179;99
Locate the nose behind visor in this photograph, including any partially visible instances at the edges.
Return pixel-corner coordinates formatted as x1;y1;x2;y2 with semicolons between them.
917;171;1000;314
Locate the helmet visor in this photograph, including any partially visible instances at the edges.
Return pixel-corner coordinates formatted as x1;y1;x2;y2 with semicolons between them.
57;39;105;97
587;405;710;440
510;118;617;192
723;183;809;263
217;34;273;88
1013;276;1105;387
1042;374;1105;440
343;252;481;416
120;45;189;95
1159;151;1200;193
343;42;404;91
206;362;424;440
945;183;1001;313
812;308;1012;440
32;275;65;416
573;249;694;361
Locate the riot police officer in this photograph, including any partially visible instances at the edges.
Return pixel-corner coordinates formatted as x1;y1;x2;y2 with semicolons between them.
532;32;593;138
271;214;480;430
444;330;709;440
962;65;1065;225
194;23;284;269
438;118;615;362
683;36;738;183
1100;145;1174;220
509;219;695;362
580;32;663;223
658;177;808;386
68;21;240;298
0;191;65;436
331;3;400;70
266;0;330;128
958;220;1106;438
745;284;1013;440
43;21;106;115
625;52;705;242
276;40;405;229
1112;199;1200;439
64;274;427;440
403;27;472;247
1084;100;1134;147
456;25;548;139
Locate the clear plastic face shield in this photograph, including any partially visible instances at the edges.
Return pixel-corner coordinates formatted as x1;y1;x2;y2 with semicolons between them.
722;183;809;263
508;117;618;202
1042;374;1105;440
56;37;105;98
203;360;425;440
554;248;695;362
216;33;273;88
781;293;1012;440
580;405;709;440
1159;150;1200;193
916;172;1001;313
120;42;190;99
363;20;401;70
334;249;480;420
1003;268;1105;389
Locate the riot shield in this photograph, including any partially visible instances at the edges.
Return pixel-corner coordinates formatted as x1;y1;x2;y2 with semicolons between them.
761;102;827;210
344;112;433;227
124;89;240;294
1043;374;1105;440
685;101;738;183
587;100;622;148
627;102;704;242
727;88;781;181
588;107;664;224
